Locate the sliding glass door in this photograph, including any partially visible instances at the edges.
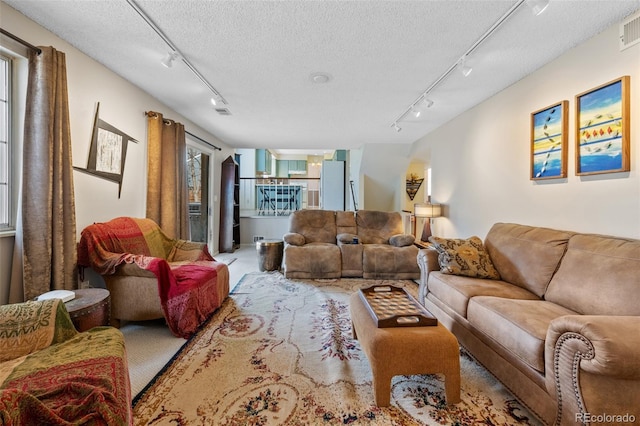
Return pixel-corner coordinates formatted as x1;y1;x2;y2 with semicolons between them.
186;145;211;245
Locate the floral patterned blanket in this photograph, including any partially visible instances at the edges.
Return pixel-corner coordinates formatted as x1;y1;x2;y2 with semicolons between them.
0;300;132;425
77;216;228;338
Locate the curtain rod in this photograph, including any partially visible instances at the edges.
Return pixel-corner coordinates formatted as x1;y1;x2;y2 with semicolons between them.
185;130;221;151
145;111;222;151
0;28;42;55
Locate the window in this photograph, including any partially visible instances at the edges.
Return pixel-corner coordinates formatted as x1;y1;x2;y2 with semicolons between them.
0;54;11;231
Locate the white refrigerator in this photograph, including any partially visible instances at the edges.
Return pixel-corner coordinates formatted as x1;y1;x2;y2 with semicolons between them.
321;160;345;210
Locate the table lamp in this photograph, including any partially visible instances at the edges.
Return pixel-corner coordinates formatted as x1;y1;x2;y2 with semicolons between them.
414;202;442;242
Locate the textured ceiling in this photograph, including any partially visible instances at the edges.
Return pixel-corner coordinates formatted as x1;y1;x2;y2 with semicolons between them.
4;0;640;151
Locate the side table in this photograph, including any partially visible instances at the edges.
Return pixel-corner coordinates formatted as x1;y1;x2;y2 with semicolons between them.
256;239;284;271
65;288;111;332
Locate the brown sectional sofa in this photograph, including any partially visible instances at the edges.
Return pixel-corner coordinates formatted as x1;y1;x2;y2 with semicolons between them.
417;222;640;425
283;209;420;280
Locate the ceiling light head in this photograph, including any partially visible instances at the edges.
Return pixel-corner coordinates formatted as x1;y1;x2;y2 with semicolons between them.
210;97;218;106
393;123;402;132
419;97;434;109
411;107;421;118
526;0;549;16
458;57;473;77
161;52;179;68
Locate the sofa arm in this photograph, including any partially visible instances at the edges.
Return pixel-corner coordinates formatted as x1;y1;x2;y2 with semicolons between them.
283;232;305;246
416;247;439;305
545;315;640;425
389;233;415;247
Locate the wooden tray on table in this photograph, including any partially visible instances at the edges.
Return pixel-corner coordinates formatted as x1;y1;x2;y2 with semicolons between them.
358;285;437;328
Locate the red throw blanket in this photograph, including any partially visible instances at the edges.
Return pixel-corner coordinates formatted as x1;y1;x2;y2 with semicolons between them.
77;217;224;338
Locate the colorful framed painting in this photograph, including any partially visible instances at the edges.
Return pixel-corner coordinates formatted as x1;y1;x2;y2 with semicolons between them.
531;100;568;180
576;76;630;175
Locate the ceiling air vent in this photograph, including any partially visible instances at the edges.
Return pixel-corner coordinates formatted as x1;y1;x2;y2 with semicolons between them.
215;108;232;116
620;10;640;51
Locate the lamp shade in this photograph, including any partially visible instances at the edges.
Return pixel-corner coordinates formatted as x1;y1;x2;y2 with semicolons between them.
414;203;442;218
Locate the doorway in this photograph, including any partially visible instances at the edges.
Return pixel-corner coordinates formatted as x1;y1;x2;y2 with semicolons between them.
186;145;211;245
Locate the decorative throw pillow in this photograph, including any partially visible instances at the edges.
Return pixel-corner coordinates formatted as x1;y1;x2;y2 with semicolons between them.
0;299;77;362
389;234;415;247
428;236;501;280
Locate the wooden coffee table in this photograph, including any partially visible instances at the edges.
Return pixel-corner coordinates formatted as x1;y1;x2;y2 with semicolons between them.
349;288;461;407
65;288;111;332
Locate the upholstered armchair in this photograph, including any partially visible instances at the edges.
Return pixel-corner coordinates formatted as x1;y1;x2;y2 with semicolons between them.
77;217;229;338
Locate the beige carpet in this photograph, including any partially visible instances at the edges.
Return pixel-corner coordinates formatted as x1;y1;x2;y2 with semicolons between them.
132;272;542;425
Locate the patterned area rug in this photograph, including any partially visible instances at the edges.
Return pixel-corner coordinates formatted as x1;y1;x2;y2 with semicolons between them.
133;272;542;425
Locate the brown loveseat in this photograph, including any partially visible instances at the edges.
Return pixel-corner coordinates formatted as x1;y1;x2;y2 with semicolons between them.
283;209;420;280
417;223;640;425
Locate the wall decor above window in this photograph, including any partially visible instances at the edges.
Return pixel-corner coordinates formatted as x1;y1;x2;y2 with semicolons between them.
531;100;568;180
576;76;630;176
73;102;138;197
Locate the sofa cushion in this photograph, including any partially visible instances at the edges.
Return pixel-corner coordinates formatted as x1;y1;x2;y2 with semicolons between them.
340;243;363;277
545;234;640;315
467;297;577;372
283;243;341;279
484;223;574;297
336;211;357;235
289;210;337;244
389;234;415;247
356;210;404;244
428;272;539;318
362;244;420;279
429;236;500;279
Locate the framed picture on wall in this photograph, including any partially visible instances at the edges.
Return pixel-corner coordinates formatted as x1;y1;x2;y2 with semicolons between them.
73;102;138;198
530;100;568;180
575;76;630;175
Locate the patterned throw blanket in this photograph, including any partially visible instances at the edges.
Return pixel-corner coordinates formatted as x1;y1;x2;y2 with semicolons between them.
0;300;131;425
77;217;225;338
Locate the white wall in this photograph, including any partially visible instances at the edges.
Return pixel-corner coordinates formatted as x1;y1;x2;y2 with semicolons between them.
411;23;640;239
0;2;234;253
0;2;241;304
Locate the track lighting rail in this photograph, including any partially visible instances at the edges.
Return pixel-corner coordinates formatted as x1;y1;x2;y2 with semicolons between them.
391;0;529;131
126;0;228;105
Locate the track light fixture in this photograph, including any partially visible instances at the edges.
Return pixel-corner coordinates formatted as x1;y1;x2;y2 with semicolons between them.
127;0;228;106
412;107;421;118
419;97;434;108
393;123;402;132
161;52;179;68
458;56;473;77
390;0;547;132
525;0;549;16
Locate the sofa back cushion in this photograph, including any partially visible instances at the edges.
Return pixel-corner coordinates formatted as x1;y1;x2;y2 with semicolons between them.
356;210;404;244
289;209;337;243
545;234;640;315
484;223;574;297
336;211;357;235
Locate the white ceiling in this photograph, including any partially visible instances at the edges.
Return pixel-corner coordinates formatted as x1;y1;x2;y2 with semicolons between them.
5;0;640;152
